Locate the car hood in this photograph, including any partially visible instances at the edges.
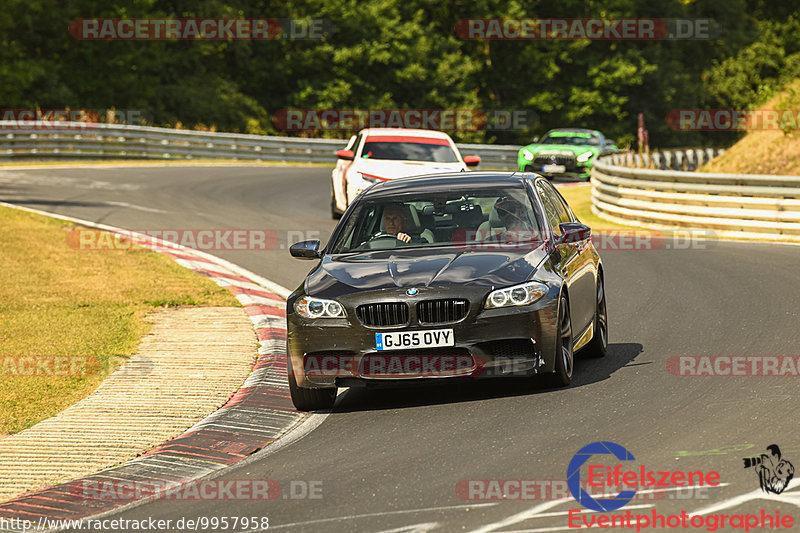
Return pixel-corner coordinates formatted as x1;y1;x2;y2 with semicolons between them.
305;246;549;297
523;143;599;156
353;159;467;180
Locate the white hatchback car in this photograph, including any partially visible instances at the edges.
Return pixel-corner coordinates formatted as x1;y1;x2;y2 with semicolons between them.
330;128;481;218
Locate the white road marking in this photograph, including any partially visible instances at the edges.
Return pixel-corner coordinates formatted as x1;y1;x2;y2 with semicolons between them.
486;526;576;533
234;293;286;308
468;501;565;533
485;504;656;533
690;486;800;515
105;200;168;213
373;522;440;533
504;503;655;521
0;162;284;171
253;503;498;531
0;171;140;191
468;484;728;533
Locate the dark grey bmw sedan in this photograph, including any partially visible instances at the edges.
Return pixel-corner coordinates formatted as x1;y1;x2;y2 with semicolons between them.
286;172;607;410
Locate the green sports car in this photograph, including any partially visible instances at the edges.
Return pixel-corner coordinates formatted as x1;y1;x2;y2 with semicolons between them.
518;128;619;179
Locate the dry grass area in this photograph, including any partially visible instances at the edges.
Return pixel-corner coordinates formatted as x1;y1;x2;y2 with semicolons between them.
701;80;800;175
0;206;238;435
557;184;636;230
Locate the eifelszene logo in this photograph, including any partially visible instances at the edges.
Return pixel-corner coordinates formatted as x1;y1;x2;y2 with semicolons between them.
743;444;794;494
568;441;637;512
567;441;721;512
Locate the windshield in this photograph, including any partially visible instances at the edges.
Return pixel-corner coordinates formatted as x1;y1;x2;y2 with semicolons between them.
539;133;601;146
361;139;459;162
330;188;542;254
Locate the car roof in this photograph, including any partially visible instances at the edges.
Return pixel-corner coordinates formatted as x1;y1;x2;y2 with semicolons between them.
361;171;533;198
359;128;454;139
544;128;601;135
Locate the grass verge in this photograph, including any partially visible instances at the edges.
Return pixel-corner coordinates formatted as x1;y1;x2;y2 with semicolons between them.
556;183;637;230
0;206;238;435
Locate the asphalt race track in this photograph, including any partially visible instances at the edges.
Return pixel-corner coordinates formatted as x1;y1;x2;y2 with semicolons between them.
3;165;800;532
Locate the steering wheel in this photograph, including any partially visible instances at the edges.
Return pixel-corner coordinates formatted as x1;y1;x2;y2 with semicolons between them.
369;231;404;241
365;232;410;248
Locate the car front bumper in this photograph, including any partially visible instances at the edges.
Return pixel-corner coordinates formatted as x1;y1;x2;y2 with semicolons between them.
287;285;561;389
520;162;591;179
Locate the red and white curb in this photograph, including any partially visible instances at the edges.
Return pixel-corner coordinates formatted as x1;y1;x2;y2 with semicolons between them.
0;202;305;529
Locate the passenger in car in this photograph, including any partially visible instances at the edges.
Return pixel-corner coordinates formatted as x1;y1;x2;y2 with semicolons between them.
473;197;535;243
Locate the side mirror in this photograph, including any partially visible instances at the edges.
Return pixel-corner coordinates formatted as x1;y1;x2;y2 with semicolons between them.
335;149;354;160
557;222;591;244
463;155;481;167
531;136;540;143
290;239;321;259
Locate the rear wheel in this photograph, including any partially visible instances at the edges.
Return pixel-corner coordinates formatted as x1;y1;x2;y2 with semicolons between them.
583;275;608;358
288;357;337;411
549;294;574;387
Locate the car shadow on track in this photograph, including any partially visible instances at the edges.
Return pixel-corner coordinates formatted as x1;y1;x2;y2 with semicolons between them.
331;342;643;412
8;199;113;208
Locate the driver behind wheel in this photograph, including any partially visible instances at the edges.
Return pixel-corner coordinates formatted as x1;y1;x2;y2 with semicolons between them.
380;204;430;244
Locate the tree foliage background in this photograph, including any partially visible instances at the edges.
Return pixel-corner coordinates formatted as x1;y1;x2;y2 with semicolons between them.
1;0;798;147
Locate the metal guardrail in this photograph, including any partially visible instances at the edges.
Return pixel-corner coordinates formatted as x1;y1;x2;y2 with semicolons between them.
606;148;725;171
591;151;800;242
0;122;521;170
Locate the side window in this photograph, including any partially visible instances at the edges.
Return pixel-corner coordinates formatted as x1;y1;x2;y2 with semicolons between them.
554;189;575;225
539;181;573;225
344;135;357;151
535;182;563;235
351;133;363;157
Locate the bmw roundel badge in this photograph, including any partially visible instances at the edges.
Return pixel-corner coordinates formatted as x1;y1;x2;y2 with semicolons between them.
406;288;419;296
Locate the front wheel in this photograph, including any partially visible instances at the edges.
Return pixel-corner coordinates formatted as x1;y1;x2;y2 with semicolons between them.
583;275;608;358
288;357;337;411
549;294;574;387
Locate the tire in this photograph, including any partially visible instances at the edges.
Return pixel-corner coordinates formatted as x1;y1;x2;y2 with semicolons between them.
287;357;337;411
331;183;343;220
549;294;574;387
583;274;608;358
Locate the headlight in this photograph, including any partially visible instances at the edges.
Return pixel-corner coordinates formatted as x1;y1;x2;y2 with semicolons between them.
521;148;534;161
576;151;593;163
295;296;346;318
485;282;548;309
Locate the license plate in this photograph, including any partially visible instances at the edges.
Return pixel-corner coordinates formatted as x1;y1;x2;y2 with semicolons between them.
375;329;454;351
543;164;566;173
